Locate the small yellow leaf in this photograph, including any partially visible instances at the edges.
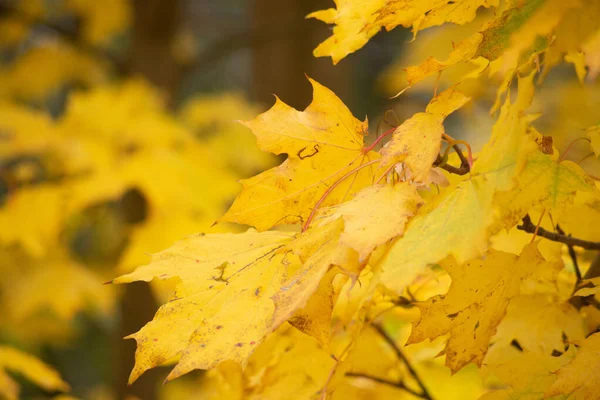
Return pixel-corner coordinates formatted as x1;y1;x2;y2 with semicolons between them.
380;113;445;183
379;88;470;184
574;277;600;297
405;34;484;87
425;88;472;117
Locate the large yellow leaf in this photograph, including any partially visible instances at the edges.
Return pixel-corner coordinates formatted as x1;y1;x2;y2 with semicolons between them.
309;0;498;64
221;78;379;231
113;221;350;382
0;346;70;400
113;230;296;382
408;244;554;373
544;332;600;399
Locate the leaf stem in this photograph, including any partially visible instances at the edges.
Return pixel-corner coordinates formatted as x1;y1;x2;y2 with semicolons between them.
442;133;473;167
345;372;428;398
373;324;434;400
362;127;396;154
302;159;380;232
556;224;582;283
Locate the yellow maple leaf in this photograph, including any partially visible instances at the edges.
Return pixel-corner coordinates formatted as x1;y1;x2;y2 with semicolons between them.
221;78;379;231
113;229;296;382
544;332;600;399
113;220;350;382
309;0;498;64
408;244;553;373
0;346;70;400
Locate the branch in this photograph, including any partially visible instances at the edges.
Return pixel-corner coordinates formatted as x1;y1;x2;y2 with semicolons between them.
373;324;434;400
517;215;600;250
345;372;426;398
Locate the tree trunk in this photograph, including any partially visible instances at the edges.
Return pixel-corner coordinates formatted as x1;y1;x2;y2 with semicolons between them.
114;1;182;399
251;0;350;109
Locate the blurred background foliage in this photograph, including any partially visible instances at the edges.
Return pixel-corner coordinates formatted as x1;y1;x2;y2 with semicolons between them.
0;0;598;399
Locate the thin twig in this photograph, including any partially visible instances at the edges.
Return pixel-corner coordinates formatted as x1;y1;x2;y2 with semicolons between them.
518;215;600;250
556;224;582;283
434;154;470;176
452;144;468;166
345;372;426;398
372;324;434;400
302;159;380;232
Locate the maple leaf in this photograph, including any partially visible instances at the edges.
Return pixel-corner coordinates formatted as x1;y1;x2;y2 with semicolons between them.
308;0;498;64
112;220;352;382
408;244;554;373
0;346;70;400
220;78;379;231
544;332;600;399
113;229;295;382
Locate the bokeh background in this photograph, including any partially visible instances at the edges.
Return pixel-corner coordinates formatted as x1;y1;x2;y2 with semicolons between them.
0;0;598;399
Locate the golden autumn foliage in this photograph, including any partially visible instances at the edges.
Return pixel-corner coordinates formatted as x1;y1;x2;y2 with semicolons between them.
2;0;600;399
